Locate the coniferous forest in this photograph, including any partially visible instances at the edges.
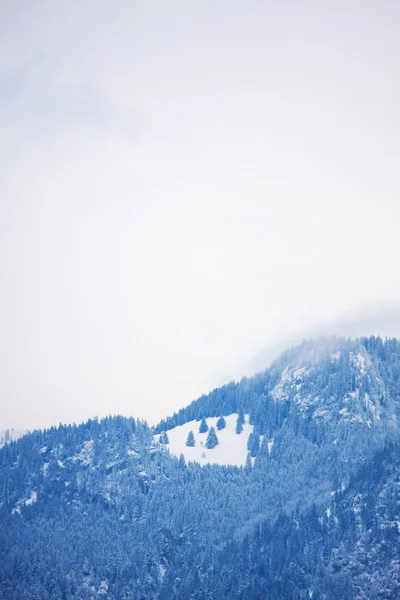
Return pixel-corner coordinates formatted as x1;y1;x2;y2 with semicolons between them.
0;337;399;599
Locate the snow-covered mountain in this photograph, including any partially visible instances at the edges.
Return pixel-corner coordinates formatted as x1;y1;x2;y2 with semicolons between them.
268;339;394;429
0;336;399;599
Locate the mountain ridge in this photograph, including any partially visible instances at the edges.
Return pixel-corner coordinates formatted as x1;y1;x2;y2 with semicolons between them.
0;335;399;599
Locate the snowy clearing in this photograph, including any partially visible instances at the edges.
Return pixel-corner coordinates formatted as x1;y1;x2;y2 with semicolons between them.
155;414;253;467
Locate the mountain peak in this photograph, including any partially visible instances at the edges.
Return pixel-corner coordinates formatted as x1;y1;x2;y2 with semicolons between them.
269;336;397;432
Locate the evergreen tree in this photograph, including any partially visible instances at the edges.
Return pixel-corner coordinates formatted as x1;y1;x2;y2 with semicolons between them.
199;417;208;433
160;431;169;444
206;427;219;449
248;432;260;457
245;452;253;473
236;411;245;434
216;416;226;430
186;431;195;447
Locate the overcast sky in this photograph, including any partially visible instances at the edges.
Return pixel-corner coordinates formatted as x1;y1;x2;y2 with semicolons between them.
1;1;400;431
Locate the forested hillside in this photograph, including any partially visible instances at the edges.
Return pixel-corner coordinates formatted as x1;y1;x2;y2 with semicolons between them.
0;337;399;599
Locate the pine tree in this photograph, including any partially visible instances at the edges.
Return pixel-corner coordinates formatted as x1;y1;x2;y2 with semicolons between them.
205;427;219;449
247;432;254;452
199;417;208;433
186;431;195;447
248;432;260;456
236;411;245;434
216;416;226;430
245;452;252;473
160;431;169;444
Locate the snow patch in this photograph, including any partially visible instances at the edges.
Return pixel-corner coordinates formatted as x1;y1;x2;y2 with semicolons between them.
25;490;37;506
271;367;291;401
127;449;140;457
354;352;367;375
313;407;330;419
70;440;94;465
99;579;109;596
364;392;381;422
272;365;312;403
156;414;253;467
12;490;37;514
293;367;308;380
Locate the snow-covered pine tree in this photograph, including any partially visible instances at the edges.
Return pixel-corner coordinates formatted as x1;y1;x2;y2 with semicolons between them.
206;427;219;449
216;415;226;430
199;417;208;433
236;411;245;434
247;431;260;456
186;431;195;447
245;452;252;473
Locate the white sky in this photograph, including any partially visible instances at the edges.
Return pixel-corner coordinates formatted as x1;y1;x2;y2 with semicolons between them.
1;1;400;430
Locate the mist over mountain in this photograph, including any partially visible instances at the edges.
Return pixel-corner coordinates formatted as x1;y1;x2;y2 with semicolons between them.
0;429;28;448
0;336;399;599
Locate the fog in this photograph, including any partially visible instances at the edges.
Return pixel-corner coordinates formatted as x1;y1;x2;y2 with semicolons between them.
1;1;399;430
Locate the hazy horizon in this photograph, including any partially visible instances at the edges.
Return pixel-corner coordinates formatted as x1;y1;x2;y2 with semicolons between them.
1;1;399;430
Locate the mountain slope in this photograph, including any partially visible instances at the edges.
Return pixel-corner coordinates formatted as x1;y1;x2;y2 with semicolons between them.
0;336;399;599
157;336;399;438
